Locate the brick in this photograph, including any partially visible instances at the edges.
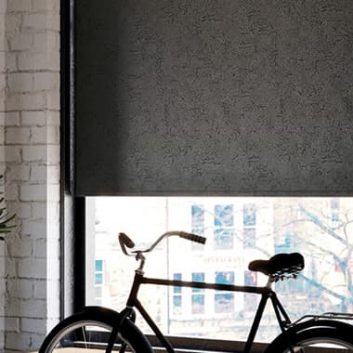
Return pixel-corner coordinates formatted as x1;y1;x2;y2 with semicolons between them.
3;318;19;333
32;0;59;13
20;184;46;202
5;52;18;72
22;13;48;30
6;331;44;351
5;14;22;33
0;52;5;72
7;164;30;181
7;237;33;258
4;112;21;126
30;126;47;144
6;279;33;299
4;146;22;162
21;220;46;238
46;88;60;110
5;127;31;144
8;32;33;51
33;32;60;51
6;92;47;111
18;51;59;71
8;72;33;92
7;0;32;12
22;145;46;162
33;72;59;91
21;318;46;334
21;110;46;126
47;145;59;164
18;258;46;279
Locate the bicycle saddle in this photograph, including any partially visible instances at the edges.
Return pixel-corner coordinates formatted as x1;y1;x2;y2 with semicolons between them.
248;253;304;279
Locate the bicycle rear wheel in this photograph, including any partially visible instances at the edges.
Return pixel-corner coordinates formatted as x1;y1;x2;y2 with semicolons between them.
265;321;353;353
39;307;154;353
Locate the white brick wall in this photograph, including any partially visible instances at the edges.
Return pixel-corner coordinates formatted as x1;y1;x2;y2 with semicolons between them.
0;0;61;352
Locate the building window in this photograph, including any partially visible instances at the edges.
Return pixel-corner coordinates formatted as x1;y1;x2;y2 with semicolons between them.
243;203;256;248
243;203;256;226
94;259;104;305
191;205;205;250
191;204;205;235
243;227;256;249
214;271;234;313
214;204;234;249
192;272;205;314
173;273;182;315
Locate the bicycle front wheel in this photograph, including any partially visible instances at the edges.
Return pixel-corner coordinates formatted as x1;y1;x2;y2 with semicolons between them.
265;320;353;353
39;307;154;353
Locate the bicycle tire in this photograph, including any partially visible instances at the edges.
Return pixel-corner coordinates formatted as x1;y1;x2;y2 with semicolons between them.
265;319;353;353
39;306;154;353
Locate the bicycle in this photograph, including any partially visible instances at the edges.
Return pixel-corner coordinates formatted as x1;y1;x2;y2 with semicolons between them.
39;230;353;353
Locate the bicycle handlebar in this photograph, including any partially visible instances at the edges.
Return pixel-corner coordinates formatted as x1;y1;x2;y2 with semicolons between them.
118;231;206;256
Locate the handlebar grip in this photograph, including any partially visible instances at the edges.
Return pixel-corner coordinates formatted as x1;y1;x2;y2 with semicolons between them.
179;232;206;244
118;233;135;255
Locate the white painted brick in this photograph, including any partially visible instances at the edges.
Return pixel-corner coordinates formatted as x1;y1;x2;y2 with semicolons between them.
7;237;33;258
5;52;18;72
47;184;59;202
47;110;60;126
30;165;46;182
4;112;21;126
47;165;59;183
47;125;59;144
21;110;46;126
22;13;48;30
5;126;31;144
6;92;47;110
7;0;32;13
5;14;22;33
8;32;33;51
30;126;47;144
33;32;60;51
3;318;19;333
21;318;46;334
22;145;46;162
32;0;59;13
11;201;31;219
18;258;46;279
6;279;33;299
47;145;59;165
8;72;33;92
5;258;18;278
20;184;46;201
4;146;22;162
7;164;30;181
33;280;45;299
0;52;5;72
18;51;59;71
47;88;60;110
21;220;46;238
33;72;59;91
30;202;46;220
6;331;43;351
4;183;19;201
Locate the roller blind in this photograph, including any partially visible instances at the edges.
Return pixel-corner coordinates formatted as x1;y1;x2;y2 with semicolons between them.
75;0;353;196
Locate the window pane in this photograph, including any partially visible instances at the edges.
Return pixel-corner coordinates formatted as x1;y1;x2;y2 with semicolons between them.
87;196;353;342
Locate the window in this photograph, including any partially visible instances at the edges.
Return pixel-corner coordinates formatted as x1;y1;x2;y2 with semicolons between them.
94;259;105;305
214;204;234;249
191;273;205;314
214;271;234;313
173;273;182;315
86;196;353;342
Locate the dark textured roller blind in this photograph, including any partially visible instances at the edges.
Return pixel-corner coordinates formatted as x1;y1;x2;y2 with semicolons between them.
75;0;353;196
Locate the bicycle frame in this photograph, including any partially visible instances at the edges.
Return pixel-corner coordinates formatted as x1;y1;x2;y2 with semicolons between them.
121;270;293;353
